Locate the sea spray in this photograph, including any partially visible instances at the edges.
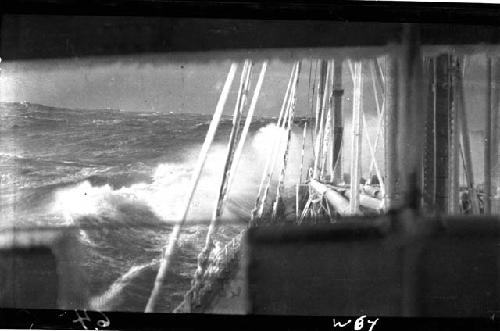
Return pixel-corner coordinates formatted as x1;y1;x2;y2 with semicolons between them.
90;261;158;311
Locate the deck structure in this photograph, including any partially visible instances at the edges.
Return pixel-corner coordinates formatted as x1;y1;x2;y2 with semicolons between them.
140;23;500;314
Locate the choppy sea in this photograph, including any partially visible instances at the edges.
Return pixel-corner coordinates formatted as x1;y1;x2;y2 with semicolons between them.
0;101;306;312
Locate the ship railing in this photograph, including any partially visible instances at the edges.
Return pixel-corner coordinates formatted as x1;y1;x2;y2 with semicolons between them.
173;229;246;313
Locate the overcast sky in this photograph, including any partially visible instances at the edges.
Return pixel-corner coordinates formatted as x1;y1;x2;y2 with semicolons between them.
0;55;305;117
0;53;368;118
0;52;488;130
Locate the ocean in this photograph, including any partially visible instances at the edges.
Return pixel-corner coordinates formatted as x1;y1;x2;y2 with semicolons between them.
2;101;490;313
0;101;295;312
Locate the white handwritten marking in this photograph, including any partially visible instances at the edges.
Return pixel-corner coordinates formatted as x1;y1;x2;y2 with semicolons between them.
333;318;352;328
354;315;366;330
72;309;110;330
73;310;91;330
95;311;111;328
366;318;379;331
332;316;379;331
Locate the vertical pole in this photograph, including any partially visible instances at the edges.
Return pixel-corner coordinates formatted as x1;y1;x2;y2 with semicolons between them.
349;61;363;214
384;54;399;211
485;57;492;214
332;59;344;184
493;58;500;213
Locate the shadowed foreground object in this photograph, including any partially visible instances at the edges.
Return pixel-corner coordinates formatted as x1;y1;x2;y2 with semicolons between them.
0;228;89;309
246;214;500;316
2;214;498;316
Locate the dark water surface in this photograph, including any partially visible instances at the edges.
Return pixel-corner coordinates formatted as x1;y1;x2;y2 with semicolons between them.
0;102;280;312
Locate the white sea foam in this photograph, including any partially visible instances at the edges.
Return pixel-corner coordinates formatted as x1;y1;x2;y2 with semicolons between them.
49;138;268;226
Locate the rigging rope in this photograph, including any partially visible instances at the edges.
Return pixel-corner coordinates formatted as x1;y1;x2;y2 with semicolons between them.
327;60;336;181
226;62;269;197
192;60;252;293
311;60;319;161
299;122;308;184
144;63;238;313
313;60;329;180
321;109;332;180
175;62;268;313
272;61;302;222
250;63;298;226
257;62;300;222
296;121;308;221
